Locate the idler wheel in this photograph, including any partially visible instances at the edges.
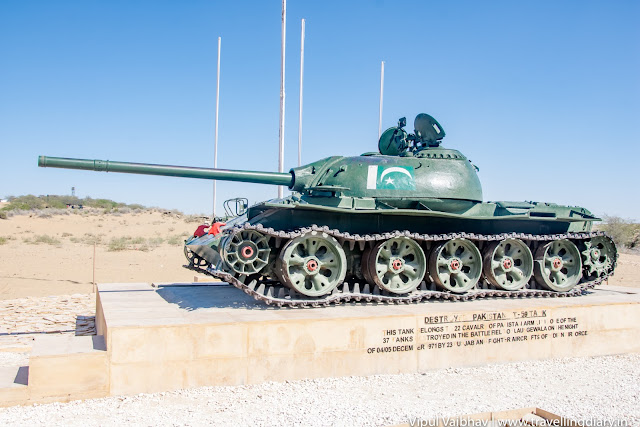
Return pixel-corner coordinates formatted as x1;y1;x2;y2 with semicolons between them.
579;235;617;278
533;239;582;292
221;230;271;275
428;238;482;293
275;231;347;297
482;238;533;291
362;237;426;294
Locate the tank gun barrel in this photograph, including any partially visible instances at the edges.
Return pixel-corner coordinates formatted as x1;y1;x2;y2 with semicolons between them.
38;156;293;187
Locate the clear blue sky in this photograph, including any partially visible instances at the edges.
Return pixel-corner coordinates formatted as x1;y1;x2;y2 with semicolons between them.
1;1;639;219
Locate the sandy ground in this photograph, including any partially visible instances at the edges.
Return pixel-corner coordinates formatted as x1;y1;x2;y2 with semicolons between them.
610;252;640;288
1;210;639;300
0;211;639;423
0;210;200;300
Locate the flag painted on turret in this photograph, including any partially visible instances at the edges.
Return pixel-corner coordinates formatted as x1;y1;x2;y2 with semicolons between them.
366;165;415;190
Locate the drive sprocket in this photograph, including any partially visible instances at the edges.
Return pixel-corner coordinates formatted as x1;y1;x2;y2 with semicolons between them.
580;235;617;278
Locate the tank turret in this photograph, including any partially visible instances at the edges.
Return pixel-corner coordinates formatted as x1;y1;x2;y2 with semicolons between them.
37;113;617;305
39;113;481;213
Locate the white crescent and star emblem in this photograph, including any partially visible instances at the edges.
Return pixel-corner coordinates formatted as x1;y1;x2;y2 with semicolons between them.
379;167;413;181
367;165;416;190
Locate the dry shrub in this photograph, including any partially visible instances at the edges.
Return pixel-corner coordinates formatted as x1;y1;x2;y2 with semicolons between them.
184;215;207;224
108;236;162;252
599;216;640;251
167;234;187;245
25;234;61;245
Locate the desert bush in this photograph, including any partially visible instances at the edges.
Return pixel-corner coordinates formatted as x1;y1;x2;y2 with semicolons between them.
4;195;46;210
147;237;165;247
61;232;73;237
184;215;207;224
84;233;103;245
69;233;102;245
0;211;7;220
108;237;129;251
2;195;149;214
166;234;186;245
107;236;159;251
599;216;640;250
0;236;7;245
25;234;61;245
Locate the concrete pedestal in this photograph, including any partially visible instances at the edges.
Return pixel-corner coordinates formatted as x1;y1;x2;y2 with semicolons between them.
95;283;640;396
2;283;639;406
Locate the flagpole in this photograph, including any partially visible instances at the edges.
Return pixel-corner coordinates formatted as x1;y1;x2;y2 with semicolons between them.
213;36;221;218
298;19;305;167
378;60;384;139
278;0;286;198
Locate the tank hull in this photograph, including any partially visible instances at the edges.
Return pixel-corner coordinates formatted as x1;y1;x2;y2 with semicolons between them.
240;199;595;236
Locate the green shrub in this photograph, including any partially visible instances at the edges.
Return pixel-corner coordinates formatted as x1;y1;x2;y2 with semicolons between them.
599;216;640;250
84;233;102;245
184;215;207;223
107;236;161;251
147;237;165;248
1;195;148;213
25;234;61;245
0;237;7;245
108;237;129;251
167;234;186;245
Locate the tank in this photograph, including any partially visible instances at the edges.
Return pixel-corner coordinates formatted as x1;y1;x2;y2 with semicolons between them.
38;113;617;307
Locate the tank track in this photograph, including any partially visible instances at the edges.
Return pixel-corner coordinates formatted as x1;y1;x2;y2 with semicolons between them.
186;224;617;308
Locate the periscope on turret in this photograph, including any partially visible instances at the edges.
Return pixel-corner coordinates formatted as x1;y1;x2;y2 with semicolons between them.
38;114;617;307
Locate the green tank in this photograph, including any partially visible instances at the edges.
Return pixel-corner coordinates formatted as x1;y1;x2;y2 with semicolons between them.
38;113;617;307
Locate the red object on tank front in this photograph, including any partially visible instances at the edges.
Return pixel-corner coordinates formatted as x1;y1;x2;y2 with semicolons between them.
193;224;209;237
208;222;226;236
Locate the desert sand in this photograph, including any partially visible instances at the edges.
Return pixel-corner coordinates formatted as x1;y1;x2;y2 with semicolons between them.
0;210;201;300
0;209;639;300
1;209;639;422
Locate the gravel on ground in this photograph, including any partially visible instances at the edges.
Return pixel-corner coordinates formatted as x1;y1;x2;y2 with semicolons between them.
0;353;637;426
0;294;95;350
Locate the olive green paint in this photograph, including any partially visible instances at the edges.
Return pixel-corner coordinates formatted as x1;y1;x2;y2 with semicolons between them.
38;113;600;238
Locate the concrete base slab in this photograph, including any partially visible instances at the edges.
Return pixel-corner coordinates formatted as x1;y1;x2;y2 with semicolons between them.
95;282;640;396
0;335;108;407
2;282;639;406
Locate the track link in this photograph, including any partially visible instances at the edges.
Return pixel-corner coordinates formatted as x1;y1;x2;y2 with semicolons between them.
186;225;617;308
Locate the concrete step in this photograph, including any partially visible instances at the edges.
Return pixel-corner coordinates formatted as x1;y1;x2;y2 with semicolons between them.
29;335;109;402
0;365;28;407
0;334;109;407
